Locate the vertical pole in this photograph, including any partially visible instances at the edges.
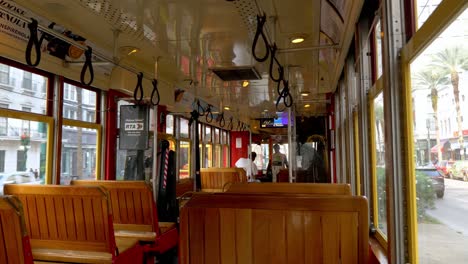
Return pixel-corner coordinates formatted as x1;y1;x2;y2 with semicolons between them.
152;105;159;203
288;107;293;183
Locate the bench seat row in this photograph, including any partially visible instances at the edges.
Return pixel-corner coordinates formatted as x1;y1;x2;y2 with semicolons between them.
1;181;178;264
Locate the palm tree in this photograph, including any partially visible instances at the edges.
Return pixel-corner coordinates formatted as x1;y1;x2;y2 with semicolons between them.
413;69;449;162
431;46;468;160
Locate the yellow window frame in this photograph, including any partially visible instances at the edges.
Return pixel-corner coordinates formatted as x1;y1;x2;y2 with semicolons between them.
0;109;54;184
62;119;102;181
401;0;467;263
178;139;191;180
368;77;388;251
353;110;361;196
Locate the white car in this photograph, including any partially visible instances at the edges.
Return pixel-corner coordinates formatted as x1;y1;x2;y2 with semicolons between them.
0;171;41;195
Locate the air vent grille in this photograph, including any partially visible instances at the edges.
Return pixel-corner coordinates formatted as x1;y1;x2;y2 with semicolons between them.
210;66;261;81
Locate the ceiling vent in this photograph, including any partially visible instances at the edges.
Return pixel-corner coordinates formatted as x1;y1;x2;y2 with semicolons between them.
210;66;262;81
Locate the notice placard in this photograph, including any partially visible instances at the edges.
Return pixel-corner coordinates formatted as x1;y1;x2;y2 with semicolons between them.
119;105;149;150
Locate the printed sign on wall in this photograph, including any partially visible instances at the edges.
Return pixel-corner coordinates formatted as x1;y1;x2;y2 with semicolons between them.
119;105;149;150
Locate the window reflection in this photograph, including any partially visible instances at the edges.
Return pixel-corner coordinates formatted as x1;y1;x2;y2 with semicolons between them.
373;92;387;236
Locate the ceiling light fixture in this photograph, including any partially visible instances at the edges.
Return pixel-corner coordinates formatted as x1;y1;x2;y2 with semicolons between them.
224;106;231;110
263;109;268;112
301;91;310;96
291;36;305;44
242;80;249;87
304;104;310;108
119;46;140;56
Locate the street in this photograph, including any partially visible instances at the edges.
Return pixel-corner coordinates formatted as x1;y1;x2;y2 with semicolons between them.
427;179;468;235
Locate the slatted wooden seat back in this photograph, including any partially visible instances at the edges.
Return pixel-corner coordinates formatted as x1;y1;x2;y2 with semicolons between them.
180;193;369;264
71;180;158;233
3;184;114;254
200;168;247;192
0;195;33;264
226;182;352;195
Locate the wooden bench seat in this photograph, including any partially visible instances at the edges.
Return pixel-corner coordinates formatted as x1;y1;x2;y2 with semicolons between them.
4;184;144;264
0;195;33;264
226;182;352;195
70;180;179;257
180;193;368;263
200;168;247;192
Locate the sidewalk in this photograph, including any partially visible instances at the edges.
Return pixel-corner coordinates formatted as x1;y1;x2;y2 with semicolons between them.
418;223;468;263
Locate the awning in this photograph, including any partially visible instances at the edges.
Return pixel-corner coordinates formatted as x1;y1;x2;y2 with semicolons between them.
450;141;468;150
430;140;448;153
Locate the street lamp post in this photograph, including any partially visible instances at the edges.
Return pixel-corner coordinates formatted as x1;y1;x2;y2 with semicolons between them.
426;118;431;164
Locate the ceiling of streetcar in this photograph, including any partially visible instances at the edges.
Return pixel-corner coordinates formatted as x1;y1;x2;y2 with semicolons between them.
13;0;363;123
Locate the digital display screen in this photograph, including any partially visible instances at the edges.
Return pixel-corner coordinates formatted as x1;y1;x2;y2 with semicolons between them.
260;112;289;128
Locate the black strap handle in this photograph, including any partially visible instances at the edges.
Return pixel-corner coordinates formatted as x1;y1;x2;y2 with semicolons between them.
218;112;225;127
134;72;144;105
227;117;233;130
205;105;213;123
150;79;160;106
25;18;43;67
197;100;206;116
252;14;270;62
269;43;284;83
276;79;293;111
80;46;94;86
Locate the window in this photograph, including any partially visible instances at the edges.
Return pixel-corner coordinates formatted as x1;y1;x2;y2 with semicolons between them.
166;114;174;135
0;150;5;172
62;83;97;122
372;92;387;237
61;126;98;184
179;141;190;179
180;118;189;138
0;65;47;114
63;83;76;101
408;7;468;262
374;20;383;80
0;64;9;84
415;0;443;30
16;150;27;171
22;72;32;91
60;81;101;184
0;103;7;136
205;126;212;142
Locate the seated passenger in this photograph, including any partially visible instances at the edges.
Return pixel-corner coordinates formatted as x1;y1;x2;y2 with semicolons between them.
235;152;259;181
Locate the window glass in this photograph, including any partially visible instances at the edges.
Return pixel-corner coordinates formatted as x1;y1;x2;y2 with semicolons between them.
410;8;468;262
214;144;221;167
205;126;212;142
375;20;383;80
416;0;443;30
223;145;229;167
60;126;98;184
214;128;220;144
373;92;387;236
179;141;190;179
205;144;213;168
0;63;48;114
166;114;174;135
180;118;189;138
0;117;48;193
62;83;97;122
252;144;268;171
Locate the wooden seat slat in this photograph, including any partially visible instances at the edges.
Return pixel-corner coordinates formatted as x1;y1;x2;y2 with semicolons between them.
200;168;247;192
0;196;31;264
180;194;368;264
4;184;144;263
70;180;179;256
226;182;352;195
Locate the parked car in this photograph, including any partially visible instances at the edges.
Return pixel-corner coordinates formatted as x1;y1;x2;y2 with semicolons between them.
416;166;445;198
435;160;454;177
448;160;468;181
0;171;41;195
